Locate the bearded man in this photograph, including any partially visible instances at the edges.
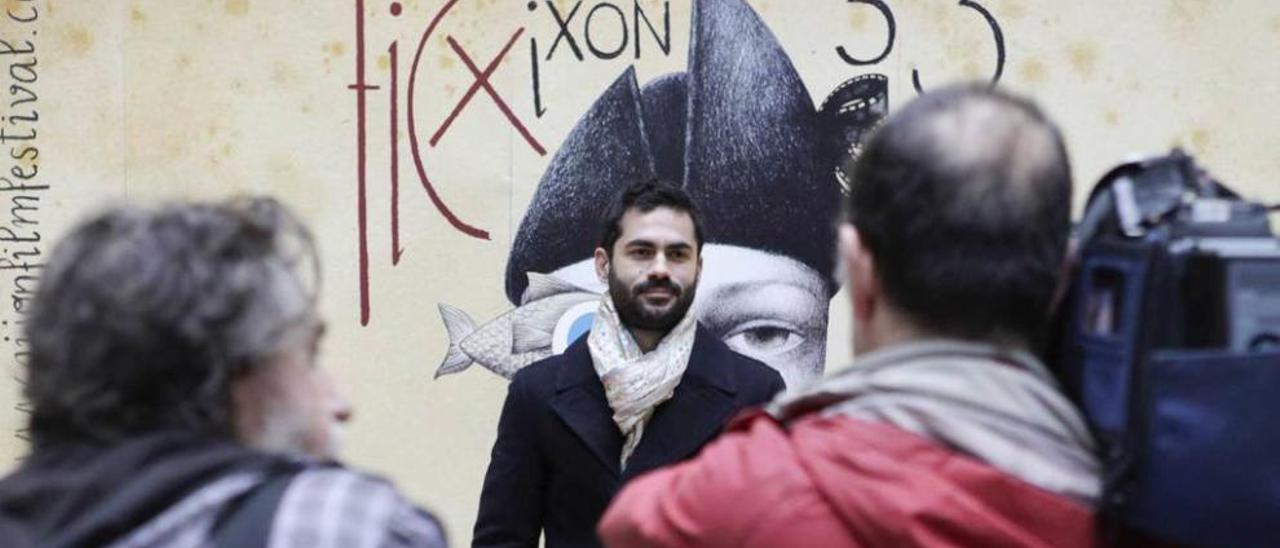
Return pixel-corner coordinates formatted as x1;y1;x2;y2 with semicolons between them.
472;180;785;548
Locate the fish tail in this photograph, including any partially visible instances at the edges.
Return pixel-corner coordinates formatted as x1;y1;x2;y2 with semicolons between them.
435;303;477;378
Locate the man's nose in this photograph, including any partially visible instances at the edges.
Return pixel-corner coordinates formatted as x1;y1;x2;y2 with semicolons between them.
331;392;354;424
648;253;671;279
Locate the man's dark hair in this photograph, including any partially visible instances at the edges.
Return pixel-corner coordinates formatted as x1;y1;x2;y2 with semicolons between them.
599;178;705;256
846;85;1073;344
24;197;319;449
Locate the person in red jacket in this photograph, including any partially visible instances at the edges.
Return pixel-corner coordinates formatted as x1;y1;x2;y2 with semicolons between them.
598;85;1102;548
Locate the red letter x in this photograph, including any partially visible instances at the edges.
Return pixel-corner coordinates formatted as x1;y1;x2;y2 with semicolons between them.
429;30;546;155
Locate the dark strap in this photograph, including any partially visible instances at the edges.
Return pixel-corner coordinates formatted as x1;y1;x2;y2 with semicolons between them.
211;471;298;548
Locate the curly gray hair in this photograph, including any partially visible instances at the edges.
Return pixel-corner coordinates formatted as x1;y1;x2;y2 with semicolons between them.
24;197;320;448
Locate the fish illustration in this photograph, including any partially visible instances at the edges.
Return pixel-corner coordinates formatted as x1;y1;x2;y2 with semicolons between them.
436;273;601;379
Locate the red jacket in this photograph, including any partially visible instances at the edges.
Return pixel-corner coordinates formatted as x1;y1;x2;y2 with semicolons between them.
599;410;1095;547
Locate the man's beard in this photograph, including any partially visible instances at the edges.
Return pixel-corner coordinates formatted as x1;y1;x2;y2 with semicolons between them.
608;270;697;334
248;402;342;460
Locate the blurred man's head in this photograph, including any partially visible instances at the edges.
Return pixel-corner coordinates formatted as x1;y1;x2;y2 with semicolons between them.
595;180;704;342
25;198;350;458
841;85;1073;353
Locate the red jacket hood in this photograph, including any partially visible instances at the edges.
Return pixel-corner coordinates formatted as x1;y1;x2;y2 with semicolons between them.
600;409;1096;548
785;412;1095;547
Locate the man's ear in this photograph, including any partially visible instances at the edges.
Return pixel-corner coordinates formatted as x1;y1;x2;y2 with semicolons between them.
228;365;268;449
694;252;704;287
1048;236;1080;317
594;247;610;283
840;224;879;322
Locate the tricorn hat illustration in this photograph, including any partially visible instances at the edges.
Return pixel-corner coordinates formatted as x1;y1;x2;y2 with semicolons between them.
505;0;843;304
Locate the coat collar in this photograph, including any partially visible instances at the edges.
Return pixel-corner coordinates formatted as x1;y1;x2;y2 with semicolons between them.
550;324;740;478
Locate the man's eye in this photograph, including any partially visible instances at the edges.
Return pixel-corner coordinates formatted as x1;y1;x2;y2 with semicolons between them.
630;248;653;259
306;334;323;363
723;322;804;356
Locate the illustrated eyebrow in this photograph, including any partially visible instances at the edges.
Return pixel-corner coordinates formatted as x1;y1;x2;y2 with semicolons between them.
709;280;824;301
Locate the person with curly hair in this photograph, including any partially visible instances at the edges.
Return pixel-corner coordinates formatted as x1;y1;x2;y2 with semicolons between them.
0;198;446;548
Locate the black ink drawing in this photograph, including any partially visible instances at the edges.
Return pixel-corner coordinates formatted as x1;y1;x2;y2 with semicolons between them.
438;0;892;388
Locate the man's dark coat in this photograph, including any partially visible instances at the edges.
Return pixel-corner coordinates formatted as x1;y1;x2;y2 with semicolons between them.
472;324;786;548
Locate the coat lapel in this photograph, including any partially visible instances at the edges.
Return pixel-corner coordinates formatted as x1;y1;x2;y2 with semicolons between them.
624;326;740;478
549;338;623;477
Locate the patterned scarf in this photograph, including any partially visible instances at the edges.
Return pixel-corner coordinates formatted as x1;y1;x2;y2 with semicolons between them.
588;293;697;469
768;339;1102;506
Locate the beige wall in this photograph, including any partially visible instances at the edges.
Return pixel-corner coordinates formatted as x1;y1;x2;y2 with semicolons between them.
1;0;1278;544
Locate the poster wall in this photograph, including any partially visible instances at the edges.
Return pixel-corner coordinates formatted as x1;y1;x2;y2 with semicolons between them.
1;0;1278;543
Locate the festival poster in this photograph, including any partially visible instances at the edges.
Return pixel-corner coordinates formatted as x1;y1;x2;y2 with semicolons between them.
1;0;1278;542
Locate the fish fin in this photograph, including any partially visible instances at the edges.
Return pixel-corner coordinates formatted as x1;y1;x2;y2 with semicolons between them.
435;303;476;378
521;272;591;304
511;322;554;354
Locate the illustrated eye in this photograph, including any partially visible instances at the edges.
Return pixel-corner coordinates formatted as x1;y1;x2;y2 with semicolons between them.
723;321;805;356
552;301;598;354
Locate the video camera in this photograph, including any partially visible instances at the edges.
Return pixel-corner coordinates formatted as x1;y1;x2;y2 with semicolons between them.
1054;150;1280;546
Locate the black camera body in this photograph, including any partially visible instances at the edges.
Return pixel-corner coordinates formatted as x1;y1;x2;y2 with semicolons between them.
1055;150;1280;546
